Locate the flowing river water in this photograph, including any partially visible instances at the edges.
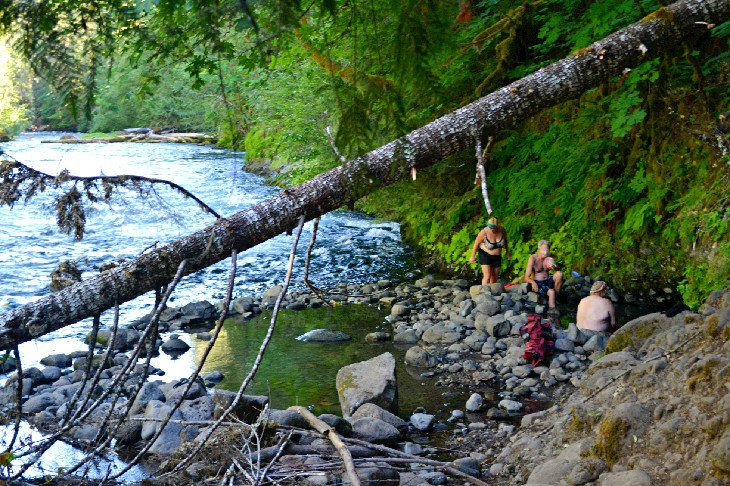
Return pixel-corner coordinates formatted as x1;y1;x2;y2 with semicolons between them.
0;132;462;479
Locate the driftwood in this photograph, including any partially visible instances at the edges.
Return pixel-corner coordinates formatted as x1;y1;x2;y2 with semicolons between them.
41;131;216;144
2;0;729;351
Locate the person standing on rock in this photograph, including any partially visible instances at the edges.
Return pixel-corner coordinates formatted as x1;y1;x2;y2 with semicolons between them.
524;240;563;312
576;280;616;333
469;217;510;285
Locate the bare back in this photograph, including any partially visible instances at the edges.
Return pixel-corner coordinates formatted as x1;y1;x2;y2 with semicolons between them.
576;295;615;332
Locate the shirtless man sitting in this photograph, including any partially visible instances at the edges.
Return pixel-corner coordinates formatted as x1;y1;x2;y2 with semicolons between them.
524;240;563;311
576;281;616;333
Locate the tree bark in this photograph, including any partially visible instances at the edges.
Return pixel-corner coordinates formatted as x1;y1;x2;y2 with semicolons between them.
1;0;728;350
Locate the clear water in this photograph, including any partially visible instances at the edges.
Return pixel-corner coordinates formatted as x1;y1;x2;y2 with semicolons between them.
0;132;416;370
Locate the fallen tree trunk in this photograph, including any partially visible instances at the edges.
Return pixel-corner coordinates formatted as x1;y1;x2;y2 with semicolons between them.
1;0;728;350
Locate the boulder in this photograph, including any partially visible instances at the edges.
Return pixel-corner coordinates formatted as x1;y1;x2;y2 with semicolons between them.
211;390;268;423
40;354;72;368
351;403;408;431
296;329;351;342
318;413;353;436
709;426;730;473
605;312;675;353
336;352;397;418
596;470;652;486
390;304;410;317
498;399;522;413
404;346;438;368
262;285;283;307
350;417;401;444
465;393;484;412
161;336;191;354
483;315;511;338
393;329;419;344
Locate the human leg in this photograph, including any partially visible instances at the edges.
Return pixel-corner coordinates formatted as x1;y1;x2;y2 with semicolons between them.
490;266;500;284
553;271;563;292
480;265;489;285
547;288;556;308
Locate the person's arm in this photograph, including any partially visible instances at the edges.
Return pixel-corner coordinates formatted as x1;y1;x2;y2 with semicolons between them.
524;255;537;292
608;302;616;331
469;230;484;263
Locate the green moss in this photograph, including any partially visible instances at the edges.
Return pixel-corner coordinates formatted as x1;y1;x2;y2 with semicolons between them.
604;322;657;354
686;357;725;392
586;417;629;465
565;406;600;441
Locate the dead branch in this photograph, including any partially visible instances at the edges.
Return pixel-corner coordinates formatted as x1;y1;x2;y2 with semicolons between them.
1;346;23;456
288;406;361;486
161;215;306;478
302;217;332;306
325;127;347;163
474;135;494;215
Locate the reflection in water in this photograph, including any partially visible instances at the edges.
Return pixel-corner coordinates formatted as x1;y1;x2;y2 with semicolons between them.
197;305;470;416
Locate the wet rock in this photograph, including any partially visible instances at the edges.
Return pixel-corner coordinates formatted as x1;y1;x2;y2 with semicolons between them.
161;335;191;354
583;334;609;353
351;403;408;432
365;332;390;343
87;328;141;351
179;396;215;422
346;465;400;485
404;346;438;368
350;417;401;444
40;353;72;368
202;370;224;384
419;471;447;485
130;382;166;414
410;413;435;431
231;296;255;314
336;352;397;418
297;329;351;342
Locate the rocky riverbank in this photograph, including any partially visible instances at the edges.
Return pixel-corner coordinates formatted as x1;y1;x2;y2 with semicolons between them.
1;277;725;485
40;128;216;145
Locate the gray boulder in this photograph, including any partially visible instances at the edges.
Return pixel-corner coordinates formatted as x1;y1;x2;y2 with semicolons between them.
484;315;511;338
211;390;268;423
161;336;191;354
40;354;72;368
393;329;419;344
336;352;397;418
350;417;401;444
404;346;437;368
262;285;283;307
351;402;408;431
465;393;484;412
318;413;353;436
596;470;652;486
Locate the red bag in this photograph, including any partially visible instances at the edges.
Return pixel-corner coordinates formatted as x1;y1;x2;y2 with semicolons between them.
519;314;556;367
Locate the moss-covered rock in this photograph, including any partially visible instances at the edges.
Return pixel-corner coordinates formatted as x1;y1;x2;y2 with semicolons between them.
605;312;679;354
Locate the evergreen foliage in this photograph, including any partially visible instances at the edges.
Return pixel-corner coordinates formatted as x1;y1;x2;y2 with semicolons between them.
0;0;727;305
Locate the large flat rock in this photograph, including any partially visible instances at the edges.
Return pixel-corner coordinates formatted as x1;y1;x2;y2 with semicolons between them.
336;352;397;418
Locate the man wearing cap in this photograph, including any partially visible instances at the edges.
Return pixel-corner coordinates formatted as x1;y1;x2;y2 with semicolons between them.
576;281;616;333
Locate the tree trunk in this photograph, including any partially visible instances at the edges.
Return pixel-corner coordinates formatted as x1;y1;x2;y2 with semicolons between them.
1;0;728;350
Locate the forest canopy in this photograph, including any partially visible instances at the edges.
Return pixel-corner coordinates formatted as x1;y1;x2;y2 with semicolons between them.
0;0;728;307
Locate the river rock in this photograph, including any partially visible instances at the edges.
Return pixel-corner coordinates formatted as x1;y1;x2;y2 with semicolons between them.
351;403;408;431
350;417;401;444
452;457;480;477
596;470;652;486
554;338;575;352
201;370;224;384
484;315;511;338
404;346;437;368
393;329;419;344
318;413;353;436
87;328;141;351
526;440;586;485
25;393;60;414
465;393;484;412
421;323;461;344
262;285;283;308
41;366;62;383
269;409;310;429
131;382;166;414
297;329;351;342
142;400;185;454
160;378;207;402
344;465;399;484
390;304;410;317
161;335;191;354
365;332;390;343
498;399;522;412
410;413;435;431
211;390;268;422
336;352;397;418
40;353;72;368
565;457;607;485
583;333;609;352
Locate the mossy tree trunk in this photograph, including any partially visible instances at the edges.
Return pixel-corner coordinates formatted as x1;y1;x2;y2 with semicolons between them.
1;0;729;350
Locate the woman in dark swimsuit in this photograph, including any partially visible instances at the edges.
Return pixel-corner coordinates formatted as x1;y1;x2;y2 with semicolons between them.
469;217;510;285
